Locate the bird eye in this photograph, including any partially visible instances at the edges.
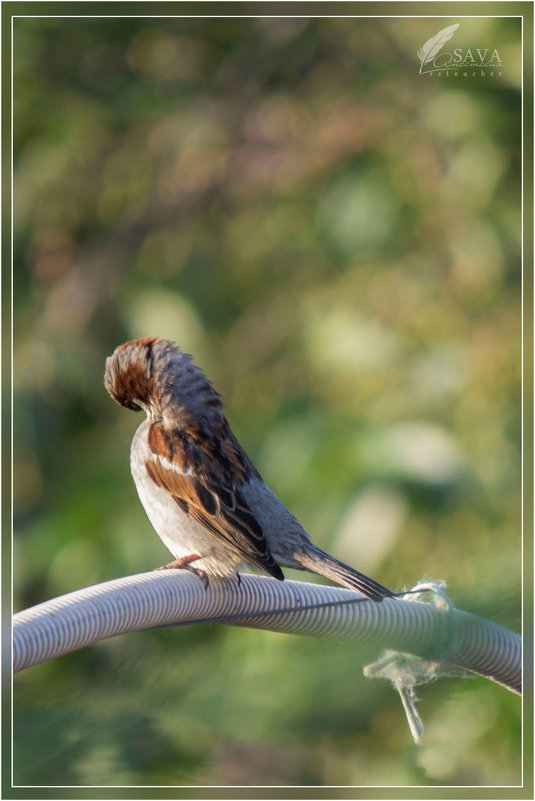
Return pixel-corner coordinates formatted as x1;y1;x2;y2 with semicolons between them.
124;399;142;412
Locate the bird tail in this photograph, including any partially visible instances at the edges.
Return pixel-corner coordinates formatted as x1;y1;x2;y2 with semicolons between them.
295;547;393;601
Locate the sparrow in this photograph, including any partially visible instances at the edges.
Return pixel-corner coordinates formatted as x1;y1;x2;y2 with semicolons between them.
104;338;393;601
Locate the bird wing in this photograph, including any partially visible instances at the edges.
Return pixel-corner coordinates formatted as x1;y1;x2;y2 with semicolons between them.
144;430;284;580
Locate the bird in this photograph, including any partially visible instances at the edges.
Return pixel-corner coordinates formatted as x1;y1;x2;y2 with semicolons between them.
104;337;393;601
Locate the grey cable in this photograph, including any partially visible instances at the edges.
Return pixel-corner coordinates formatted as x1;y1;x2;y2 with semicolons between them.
13;571;521;694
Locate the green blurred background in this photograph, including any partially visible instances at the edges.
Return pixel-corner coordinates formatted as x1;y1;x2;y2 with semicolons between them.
12;14;522;788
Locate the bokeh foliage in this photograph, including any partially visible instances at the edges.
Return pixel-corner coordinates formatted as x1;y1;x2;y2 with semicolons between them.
13;14;521;788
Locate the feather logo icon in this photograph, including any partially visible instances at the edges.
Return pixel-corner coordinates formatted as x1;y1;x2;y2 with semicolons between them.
417;24;460;74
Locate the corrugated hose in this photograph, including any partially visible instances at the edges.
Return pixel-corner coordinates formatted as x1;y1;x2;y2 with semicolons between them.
12;571;521;696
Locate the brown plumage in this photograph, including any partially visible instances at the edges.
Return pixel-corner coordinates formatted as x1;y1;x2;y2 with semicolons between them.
104;338;393;600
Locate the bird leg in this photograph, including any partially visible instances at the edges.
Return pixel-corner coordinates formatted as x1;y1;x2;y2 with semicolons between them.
155;554;209;589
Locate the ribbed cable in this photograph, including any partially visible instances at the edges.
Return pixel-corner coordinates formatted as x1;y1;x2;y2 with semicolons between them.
13;571;521;694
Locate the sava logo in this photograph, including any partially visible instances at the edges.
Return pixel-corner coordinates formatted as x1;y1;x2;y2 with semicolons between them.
418;24;503;77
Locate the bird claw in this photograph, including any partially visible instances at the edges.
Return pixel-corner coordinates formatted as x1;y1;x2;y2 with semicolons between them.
155;554;209;589
189;566;210;590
